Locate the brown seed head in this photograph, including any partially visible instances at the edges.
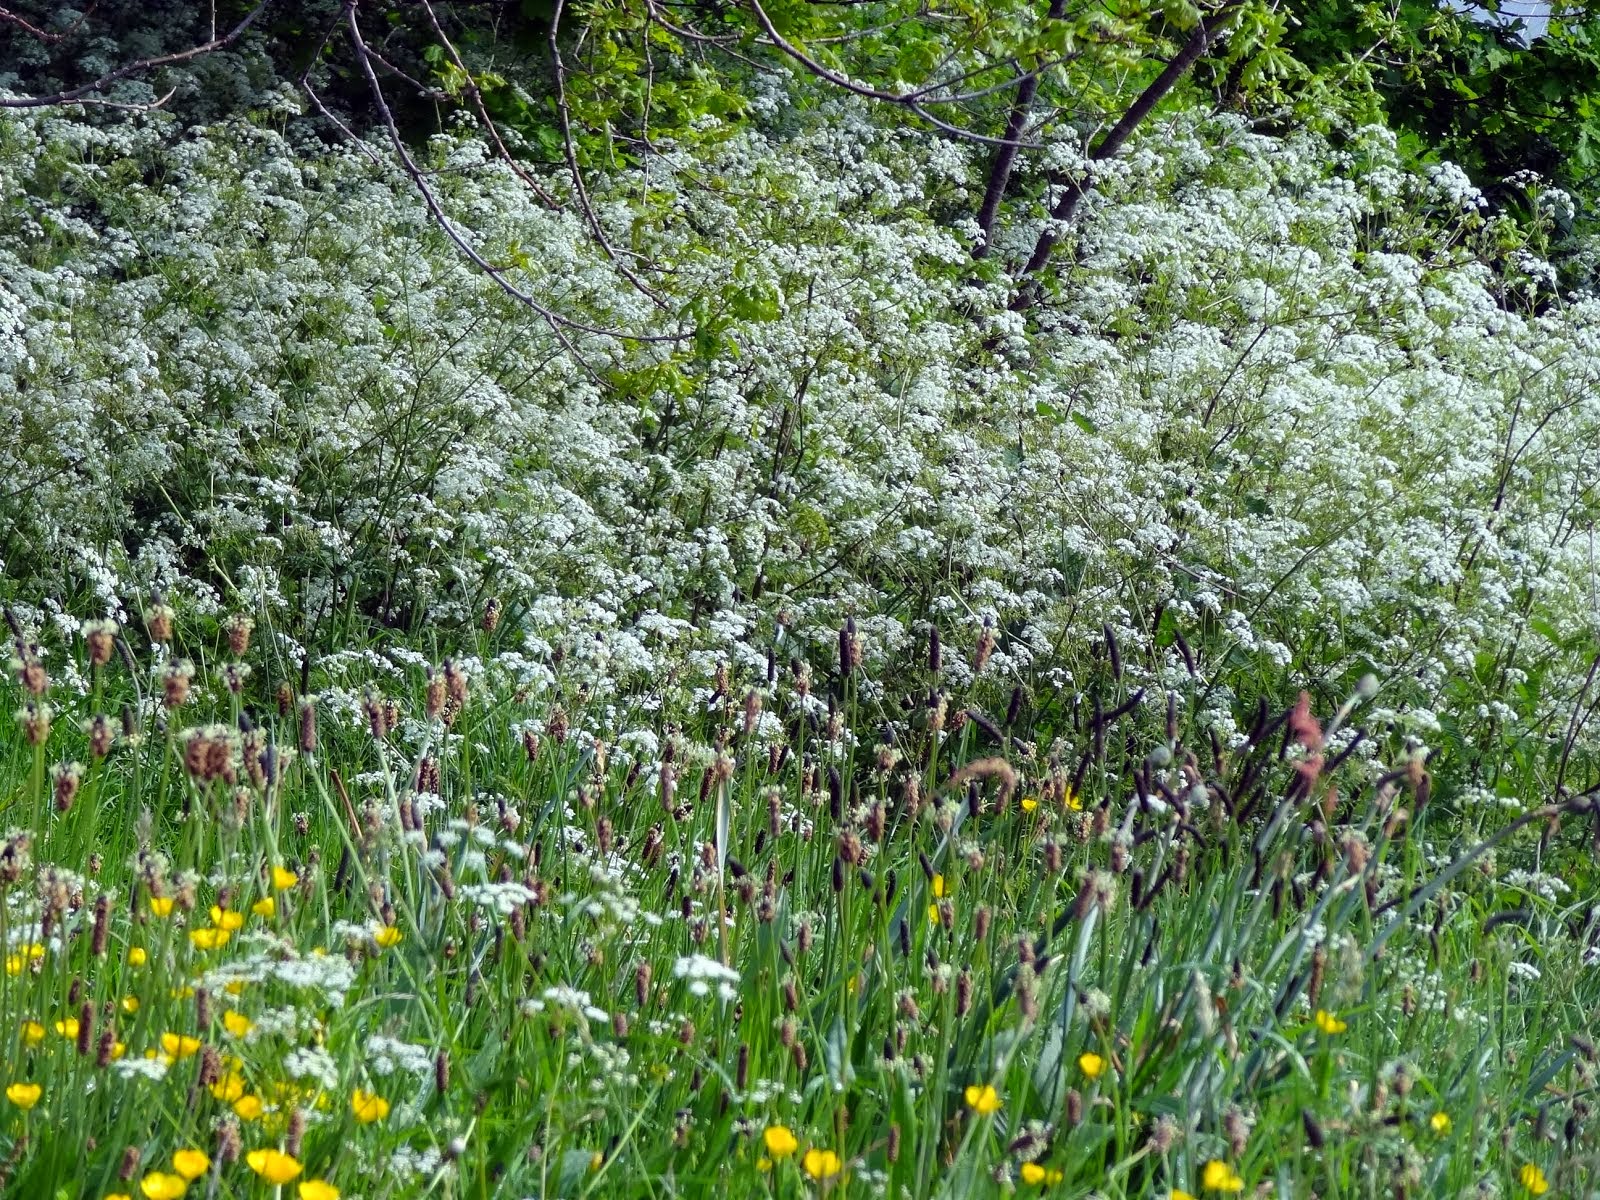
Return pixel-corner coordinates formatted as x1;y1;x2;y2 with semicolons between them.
146;605;174;644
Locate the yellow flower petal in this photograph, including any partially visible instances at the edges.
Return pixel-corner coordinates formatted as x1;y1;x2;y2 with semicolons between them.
3;946;40;976
210;1072;247;1103
171;1149;210;1181
350;1089;390;1123
160;1033;202;1060
139;1173;188;1200
802;1148;843;1180
964;1083;1001;1114
1201;1161;1244;1193
189;928;230;951
762;1125;798;1159
246;1149;302;1184
5;1081;41;1109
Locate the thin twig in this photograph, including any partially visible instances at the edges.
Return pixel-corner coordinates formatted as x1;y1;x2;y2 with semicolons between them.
548;0;672;307
335;1;683;348
1555;653;1600;805
0;1;270;108
416;0;562;211
1013;4;1244;302
0;3;94;43
743;0;1044;148
973;0;1067;258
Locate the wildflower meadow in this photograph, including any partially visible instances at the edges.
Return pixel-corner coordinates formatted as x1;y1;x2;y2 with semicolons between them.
1;2;1599;1198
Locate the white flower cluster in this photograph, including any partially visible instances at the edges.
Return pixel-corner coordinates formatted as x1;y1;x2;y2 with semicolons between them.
1;92;1597;778
457;881;538;915
672;953;742;1001
365;1034;437;1078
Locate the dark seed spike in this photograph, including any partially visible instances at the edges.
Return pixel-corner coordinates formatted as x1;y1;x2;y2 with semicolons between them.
1247;697;1270;744
1070;751;1092;802
1324;728;1367;774
1174;630;1196;676
965;709;1003;744
1302;1109;1324;1149
1140;919;1160;966
1092;690;1105;763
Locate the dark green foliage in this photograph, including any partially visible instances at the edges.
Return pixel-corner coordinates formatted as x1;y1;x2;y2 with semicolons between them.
1285;1;1600;196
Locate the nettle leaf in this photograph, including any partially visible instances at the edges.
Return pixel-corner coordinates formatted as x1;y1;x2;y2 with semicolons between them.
790;505;832;549
725;281;782;322
1161;0;1205;31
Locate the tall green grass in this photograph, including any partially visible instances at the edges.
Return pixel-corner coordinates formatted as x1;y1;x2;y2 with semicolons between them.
0;608;1593;1198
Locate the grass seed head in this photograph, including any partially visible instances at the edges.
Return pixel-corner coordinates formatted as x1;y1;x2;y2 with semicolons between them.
84;620;118;668
145;605;174;644
161;660;193;709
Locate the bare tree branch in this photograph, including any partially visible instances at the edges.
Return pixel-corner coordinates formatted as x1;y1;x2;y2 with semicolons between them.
416;0;563;211
364;44;452;102
0;1;271;108
743;0;1044;148
334;0;685;347
973;0;1068;259
1011;5;1243;305
549;0;673;310
0;3;94;43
